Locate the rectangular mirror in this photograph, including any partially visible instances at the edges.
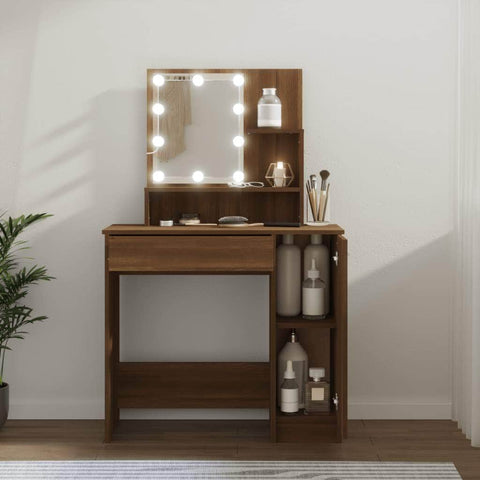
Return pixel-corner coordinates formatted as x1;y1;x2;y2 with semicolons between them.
149;72;244;184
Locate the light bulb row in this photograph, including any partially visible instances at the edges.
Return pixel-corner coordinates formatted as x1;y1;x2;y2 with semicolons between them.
152;101;243;117
152;170;245;184
153;73;244;88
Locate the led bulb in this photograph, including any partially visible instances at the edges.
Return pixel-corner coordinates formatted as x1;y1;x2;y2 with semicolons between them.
152;135;165;147
192;170;204;183
233;136;244;147
152;74;165;87
232;170;245;184
233;74;244;86
233;103;244;115
152;170;165;183
192;74;204;86
152;103;165;115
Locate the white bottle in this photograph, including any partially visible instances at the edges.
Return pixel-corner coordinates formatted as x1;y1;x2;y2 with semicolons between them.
276;235;301;317
277;329;308;408
258;88;282;128
302;259;326;319
303;235;330;313
280;360;299;413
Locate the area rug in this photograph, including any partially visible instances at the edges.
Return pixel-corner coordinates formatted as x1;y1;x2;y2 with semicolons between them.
0;461;462;479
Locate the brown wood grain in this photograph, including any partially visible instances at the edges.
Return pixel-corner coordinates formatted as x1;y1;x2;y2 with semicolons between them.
145;69;304;227
1;419;478;479
107;235;274;273
276;411;337;443
116;362;270;409
103;224;345;235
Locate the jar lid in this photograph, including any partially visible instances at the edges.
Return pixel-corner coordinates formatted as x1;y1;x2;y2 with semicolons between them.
262;88;276;95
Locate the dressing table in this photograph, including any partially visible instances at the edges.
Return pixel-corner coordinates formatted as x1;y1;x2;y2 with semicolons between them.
103;69;347;443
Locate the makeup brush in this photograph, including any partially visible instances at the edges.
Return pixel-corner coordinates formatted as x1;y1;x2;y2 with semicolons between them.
320;170;330;191
310;175;318;220
322;183;331;221
306;181;317;221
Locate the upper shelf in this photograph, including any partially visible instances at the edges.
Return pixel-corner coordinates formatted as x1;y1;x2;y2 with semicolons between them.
246;128;303;135
146;186;300;193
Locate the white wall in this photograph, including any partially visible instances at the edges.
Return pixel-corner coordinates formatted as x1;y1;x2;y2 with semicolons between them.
0;0;457;419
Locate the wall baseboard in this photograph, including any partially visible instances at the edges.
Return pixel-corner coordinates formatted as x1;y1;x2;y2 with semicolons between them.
349;402;452;419
9;399;452;420
9;399;104;420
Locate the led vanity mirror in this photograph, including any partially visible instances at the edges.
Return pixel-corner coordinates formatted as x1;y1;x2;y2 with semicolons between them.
148;72;245;184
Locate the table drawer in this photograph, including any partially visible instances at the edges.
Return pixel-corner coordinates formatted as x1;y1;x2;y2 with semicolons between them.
107;235;274;272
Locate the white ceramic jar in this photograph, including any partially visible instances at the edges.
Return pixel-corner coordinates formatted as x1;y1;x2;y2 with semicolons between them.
257;88;282;127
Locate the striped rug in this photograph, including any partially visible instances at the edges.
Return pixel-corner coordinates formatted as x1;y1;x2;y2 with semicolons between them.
0;461;461;479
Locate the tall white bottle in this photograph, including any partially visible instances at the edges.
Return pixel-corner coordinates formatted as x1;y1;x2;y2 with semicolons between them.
276;234;301;317
277;329;308;408
303;235;330;314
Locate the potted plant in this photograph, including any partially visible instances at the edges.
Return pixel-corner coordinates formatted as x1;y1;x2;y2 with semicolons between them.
0;213;53;427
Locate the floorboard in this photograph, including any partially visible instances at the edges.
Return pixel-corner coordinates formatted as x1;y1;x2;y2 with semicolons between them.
0;420;479;479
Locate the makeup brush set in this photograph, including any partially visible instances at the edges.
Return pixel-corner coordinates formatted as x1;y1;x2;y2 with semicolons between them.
306;170;330;223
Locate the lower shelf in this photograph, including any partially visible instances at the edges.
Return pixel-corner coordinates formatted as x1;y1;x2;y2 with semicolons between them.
277;315;336;329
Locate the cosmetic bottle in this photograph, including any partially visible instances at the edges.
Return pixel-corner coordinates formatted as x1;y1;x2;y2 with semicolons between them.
302;259;326;319
305;367;330;414
276;235;301;317
277;329;308;408
280;360;299;414
303;235;330;313
258;88;282;127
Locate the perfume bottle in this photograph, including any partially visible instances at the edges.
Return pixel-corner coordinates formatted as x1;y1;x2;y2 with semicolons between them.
280;360;299;414
303;235;330;313
277;329;308;408
305;367;330;414
302;259;326;319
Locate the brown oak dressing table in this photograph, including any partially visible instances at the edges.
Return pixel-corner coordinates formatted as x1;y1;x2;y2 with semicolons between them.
103;69;347;443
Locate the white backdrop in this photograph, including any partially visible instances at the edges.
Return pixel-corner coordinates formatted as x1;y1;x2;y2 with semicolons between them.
0;0;457;419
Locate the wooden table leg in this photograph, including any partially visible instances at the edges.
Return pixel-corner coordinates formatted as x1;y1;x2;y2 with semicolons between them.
105;271;119;442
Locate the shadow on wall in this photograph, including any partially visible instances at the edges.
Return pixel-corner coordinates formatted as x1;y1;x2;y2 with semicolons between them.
348;233;453;417
7;89;148;417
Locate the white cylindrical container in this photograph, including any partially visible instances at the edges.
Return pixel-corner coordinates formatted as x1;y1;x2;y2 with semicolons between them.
276;235;301;317
302;259;326;319
280;360;299;413
277;329;308;408
303;235;330;314
258;88;282;127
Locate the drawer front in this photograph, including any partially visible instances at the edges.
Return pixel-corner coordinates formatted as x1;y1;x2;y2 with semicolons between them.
107;235;274;272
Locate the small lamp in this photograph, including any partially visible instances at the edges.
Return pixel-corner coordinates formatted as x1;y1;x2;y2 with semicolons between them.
265;161;294;187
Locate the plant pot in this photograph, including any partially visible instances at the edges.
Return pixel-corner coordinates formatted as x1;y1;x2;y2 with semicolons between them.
0;383;9;427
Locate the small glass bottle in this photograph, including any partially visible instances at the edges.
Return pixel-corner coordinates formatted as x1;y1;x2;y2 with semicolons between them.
305;367;330;414
302;259;327;319
280;360;299;414
258;88;282;127
277;329;308;408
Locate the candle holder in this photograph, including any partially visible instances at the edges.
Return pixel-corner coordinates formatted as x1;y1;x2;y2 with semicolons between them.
265;162;294;187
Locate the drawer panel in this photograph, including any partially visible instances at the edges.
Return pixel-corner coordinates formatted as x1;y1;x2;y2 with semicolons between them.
107;235;274;272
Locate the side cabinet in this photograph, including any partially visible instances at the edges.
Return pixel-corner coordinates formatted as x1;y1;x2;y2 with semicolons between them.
274;233;347;442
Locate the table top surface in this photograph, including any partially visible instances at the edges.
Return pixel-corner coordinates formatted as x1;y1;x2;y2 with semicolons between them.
102;224;345;235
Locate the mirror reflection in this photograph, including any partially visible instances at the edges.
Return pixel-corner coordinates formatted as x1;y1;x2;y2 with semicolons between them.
150;73;244;184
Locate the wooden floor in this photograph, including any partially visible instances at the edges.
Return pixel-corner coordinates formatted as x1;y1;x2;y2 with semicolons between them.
0;420;479;479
